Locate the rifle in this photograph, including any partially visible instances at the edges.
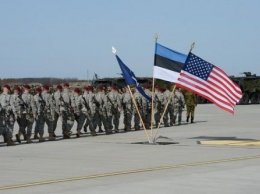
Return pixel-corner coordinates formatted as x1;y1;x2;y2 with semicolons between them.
39;93;47;111
107;94;117;113
18;94;30;113
59;93;74;114
92;95;100;108
82;96;92;114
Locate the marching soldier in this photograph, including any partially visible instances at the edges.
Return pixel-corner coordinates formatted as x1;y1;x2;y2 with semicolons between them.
15;85;36;143
132;87;141;130
106;86;121;133
33;87;43;140
73;87;84;137
172;87;185;125
162;86;173;127
52;85;63;136
41;85;56;141
58;83;76;139
0;85;15;146
142;85;152;129
184;90;197;123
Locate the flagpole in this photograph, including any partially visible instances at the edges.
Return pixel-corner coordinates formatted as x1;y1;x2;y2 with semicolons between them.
153;42;195;141
153;85;176;141
150;33;159;140
127;85;151;143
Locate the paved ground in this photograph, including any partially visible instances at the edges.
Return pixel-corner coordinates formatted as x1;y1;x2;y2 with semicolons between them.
0;104;259;194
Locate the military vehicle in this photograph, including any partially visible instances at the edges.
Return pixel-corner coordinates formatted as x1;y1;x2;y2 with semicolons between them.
197;72;260;104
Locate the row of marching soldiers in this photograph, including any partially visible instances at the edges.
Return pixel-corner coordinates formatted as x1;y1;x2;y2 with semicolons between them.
0;83;197;146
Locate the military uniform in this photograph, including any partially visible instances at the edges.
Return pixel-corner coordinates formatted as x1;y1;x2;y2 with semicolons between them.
121;88;133;131
52;85;63;136
142;87;152;129
0;85;15;146
16;85;36;143
132;88;141;130
154;87;164;127
163;87;174;126
172;88;185;125
184;91;197;123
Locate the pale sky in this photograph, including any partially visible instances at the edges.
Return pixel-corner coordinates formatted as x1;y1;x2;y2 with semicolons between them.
1;0;259;79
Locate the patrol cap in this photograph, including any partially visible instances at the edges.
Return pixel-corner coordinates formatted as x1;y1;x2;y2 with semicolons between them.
42;85;49;91
63;83;69;87
35;87;42;93
3;84;11;91
23;84;31;90
74;88;80;93
13;86;21;92
56;85;63;90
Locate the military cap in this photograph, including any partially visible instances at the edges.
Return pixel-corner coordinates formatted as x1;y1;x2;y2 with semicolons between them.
74;88;80;93
42;85;49;90
4;84;11;91
13;86;21;92
56;85;63;90
23;84;31;90
35;87;42;93
63;83;69;87
83;86;89;91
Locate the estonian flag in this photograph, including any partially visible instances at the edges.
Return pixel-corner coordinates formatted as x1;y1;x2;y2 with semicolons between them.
153;43;187;83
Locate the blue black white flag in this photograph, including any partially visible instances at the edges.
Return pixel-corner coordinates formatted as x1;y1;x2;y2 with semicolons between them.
153;43;187;83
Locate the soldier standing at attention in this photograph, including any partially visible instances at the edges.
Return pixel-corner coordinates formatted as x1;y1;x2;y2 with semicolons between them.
132;87;141;131
162;86;173;127
184;90;197;123
41;85;56;141
52;85;62;137
0;85;15;146
172;87;185;125
59;83;76;139
142;85;152;129
154;86;164;128
17;85;36;143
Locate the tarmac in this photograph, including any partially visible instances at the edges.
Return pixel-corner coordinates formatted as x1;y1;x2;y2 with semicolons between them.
0;104;259;194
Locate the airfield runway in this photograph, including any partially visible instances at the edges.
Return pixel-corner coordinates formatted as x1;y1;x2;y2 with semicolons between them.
0;104;259;194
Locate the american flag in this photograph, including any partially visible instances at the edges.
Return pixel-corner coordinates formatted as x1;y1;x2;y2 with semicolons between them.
176;53;242;114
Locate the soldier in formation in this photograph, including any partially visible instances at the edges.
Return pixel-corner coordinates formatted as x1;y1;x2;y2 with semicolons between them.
0;83;197;146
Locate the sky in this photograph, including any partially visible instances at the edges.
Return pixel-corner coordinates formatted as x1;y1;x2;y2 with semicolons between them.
0;0;260;79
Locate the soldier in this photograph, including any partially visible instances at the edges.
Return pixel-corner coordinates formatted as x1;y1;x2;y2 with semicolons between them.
184;90;197;123
0;85;15;146
172;87;185;125
142;84;152;129
33;87;43;140
59;83;76;139
73;87;84;138
41;85;56;141
82;86;97;136
162;85;174;127
121;86;133;132
52;85;63;137
132;87;141;130
106;86;122;133
154;86;164;128
15;85;36;143
94;86;110;134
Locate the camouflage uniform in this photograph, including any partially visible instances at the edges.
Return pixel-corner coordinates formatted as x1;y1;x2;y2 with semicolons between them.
163;88;174;126
184;91;197;123
142;88;152;129
154;89;164;127
172;89;185;125
53;89;62;134
94;89;110;134
73;91;85;137
133;89;142;130
34;92;45;140
0;92;15;145
16;91;36;143
121;88;133;131
106;88;121;132
58;88;76;138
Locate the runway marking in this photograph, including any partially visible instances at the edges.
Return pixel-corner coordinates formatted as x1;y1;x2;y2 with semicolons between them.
199;140;260;146
0;155;260;191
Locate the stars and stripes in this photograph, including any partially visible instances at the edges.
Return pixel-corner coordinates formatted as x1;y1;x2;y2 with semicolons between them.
176;53;242;114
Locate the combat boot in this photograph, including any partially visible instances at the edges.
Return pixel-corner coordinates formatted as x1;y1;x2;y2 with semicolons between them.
27;135;33;144
3;135;7;143
76;131;81;138
126;125;131;132
63;131;71;139
170;119;174;126
34;133;39;140
23;133;27;141
186;116;189;122
7;139;15;146
114;128;119;133
52;132;57;137
83;125;88;133
16;133;21;143
90;131;97;136
98;126;104;133
191;116;194;123
135;125;140;131
39;134;45;142
48;133;56;141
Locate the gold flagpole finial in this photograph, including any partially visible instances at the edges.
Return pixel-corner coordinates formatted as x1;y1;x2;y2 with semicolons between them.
189;42;195;53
